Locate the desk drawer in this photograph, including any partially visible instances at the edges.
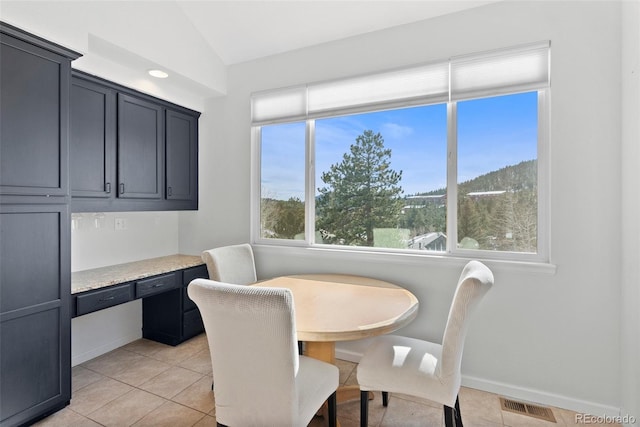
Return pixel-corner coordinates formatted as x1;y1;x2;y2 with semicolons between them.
136;273;178;298
77;284;133;316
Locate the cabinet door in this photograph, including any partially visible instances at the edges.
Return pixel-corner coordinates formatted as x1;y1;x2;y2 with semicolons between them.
70;78;116;198
0;33;72;197
166;109;198;203
117;94;163;199
0;204;71;426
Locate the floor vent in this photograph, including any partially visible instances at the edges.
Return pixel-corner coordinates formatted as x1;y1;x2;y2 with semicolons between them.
499;397;557;423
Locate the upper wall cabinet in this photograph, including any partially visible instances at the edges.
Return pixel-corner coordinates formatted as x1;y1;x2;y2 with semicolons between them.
117;93;164;200
70;78;116;199
0;26;79;200
166;110;198;202
70;71;200;212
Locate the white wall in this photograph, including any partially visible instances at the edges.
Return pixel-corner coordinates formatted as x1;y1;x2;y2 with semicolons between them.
0;1;226;112
180;1;625;416
71;212;181;365
621;1;640;425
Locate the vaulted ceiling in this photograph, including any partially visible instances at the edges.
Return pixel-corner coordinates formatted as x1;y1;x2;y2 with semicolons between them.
0;1;499;100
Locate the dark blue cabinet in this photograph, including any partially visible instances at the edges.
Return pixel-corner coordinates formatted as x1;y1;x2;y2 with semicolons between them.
0;22;80;427
142;265;208;345
70;78;116;199
70;71;200;212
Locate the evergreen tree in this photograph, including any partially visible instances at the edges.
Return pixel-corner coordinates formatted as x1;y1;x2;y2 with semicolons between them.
273;197;305;239
458;196;483;243
316;130;404;246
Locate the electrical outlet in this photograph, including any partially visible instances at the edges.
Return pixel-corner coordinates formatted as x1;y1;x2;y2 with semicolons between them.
114;218;126;230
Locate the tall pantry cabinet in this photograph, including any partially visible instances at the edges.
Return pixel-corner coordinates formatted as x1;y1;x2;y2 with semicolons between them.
0;22;81;427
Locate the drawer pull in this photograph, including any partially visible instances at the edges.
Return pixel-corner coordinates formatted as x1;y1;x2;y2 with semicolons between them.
100;296;116;302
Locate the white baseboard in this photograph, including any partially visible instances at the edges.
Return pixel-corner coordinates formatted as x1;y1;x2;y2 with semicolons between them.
335;348;362;363
463;375;621;419
335;348;620;419
71;332;141;367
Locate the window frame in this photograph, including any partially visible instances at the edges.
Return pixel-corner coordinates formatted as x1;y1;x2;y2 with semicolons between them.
251;43;551;264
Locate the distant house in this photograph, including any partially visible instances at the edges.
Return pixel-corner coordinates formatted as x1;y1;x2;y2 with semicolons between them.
407;232;447;251
466;190;506;200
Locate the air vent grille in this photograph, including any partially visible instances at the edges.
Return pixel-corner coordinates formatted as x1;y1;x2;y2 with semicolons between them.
500;397;557;423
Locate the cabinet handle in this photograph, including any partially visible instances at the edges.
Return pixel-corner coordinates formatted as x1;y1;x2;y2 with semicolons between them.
120;183;125;194
167;186;172;197
105;182;111;193
100;296;115;302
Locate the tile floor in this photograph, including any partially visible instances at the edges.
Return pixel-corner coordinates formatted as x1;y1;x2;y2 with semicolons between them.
35;334;620;427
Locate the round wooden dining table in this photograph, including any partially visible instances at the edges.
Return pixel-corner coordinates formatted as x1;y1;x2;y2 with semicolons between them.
252;273;419;414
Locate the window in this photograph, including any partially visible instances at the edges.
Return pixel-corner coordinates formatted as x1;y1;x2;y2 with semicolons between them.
259;122;306;240
455;92;539;253
252;42;549;262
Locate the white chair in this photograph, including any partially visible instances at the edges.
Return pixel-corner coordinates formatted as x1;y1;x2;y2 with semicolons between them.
357;260;494;427
202;243;305;355
188;278;339;427
202;243;257;285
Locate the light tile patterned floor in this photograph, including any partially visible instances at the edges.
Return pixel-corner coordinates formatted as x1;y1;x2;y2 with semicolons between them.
34;335;620;427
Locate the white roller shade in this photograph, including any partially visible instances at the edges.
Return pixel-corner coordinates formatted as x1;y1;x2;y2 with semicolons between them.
251;86;306;125
250;41;550;124
451;41;550;101
307;62;449;117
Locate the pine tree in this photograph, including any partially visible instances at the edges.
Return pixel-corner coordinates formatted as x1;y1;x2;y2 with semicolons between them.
273;197;305;239
316;130;403;246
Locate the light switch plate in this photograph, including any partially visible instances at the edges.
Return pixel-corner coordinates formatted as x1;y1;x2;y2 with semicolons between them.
114;218;126;230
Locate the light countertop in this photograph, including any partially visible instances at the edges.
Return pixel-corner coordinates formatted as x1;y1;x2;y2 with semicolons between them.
72;254;204;294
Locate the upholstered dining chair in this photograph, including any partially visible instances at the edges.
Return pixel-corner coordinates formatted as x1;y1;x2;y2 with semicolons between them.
201;243;305;356
188;278;339;427
357;260;494;427
201;243;257;285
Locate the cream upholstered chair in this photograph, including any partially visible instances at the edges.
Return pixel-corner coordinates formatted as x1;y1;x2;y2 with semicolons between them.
202;243;305;355
202;243;257;285
357;260;494;427
188;279;338;427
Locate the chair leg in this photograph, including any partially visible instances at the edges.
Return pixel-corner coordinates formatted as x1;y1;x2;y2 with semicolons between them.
443;396;463;427
444;405;455;427
382;391;389;406
360;390;369;427
455;395;463;425
328;391;337;427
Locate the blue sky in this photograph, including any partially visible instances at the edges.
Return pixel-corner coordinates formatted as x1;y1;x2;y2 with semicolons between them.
261;91;538;200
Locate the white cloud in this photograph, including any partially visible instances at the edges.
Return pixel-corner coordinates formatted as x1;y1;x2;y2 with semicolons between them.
381;122;413;140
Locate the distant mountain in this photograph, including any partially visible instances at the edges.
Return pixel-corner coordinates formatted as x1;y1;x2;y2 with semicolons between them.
412;159;537;197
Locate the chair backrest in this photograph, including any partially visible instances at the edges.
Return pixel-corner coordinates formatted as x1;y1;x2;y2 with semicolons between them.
187;279;300;426
201;243;257;285
439;260;494;381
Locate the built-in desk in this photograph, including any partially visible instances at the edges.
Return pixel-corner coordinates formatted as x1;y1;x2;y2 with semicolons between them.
71;254;209;345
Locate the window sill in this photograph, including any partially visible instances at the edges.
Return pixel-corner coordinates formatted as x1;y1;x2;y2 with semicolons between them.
252;243;557;275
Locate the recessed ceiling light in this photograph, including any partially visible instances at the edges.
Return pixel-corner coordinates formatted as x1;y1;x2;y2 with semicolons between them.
148;69;169;79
